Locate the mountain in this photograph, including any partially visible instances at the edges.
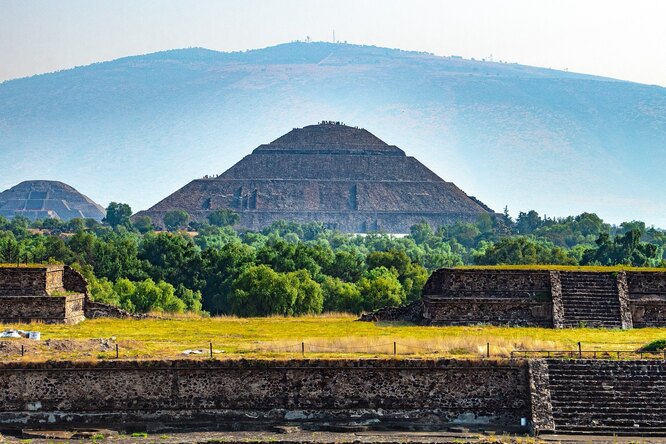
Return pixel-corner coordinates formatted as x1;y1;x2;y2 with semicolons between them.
136;122;493;232
1;42;665;226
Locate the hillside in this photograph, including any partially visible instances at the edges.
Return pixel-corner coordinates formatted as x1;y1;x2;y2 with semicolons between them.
1;42;665;226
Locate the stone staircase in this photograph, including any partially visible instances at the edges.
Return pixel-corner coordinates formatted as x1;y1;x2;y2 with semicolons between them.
559;272;623;328
546;359;666;436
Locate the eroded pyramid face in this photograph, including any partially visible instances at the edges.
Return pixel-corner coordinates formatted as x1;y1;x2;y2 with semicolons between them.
137;123;493;233
0;180;105;221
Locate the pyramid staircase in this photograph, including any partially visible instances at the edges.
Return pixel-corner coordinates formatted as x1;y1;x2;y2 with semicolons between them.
559;272;623;328
545;359;666;436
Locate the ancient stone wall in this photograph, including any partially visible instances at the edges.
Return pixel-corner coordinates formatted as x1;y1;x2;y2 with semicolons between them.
0;265;65;296
0;294;84;324
0;265;85;324
0;359;531;432
527;359;554;434
424;269;551;296
626;272;666;327
63;266;89;296
422;269;553;327
416;269;666;328
549;271;564;328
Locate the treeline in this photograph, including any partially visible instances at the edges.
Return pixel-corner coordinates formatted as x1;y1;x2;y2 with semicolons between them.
0;207;664;316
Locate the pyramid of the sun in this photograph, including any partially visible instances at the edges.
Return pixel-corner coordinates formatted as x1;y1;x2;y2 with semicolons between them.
137;122;494;233
0;180;105;221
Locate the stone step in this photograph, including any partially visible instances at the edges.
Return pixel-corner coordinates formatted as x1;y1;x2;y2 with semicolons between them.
560;298;620;302
549;380;666;386
561;281;617;285
560;282;617;287
561;296;619;301
553;403;666;409
555;420;666;428
561;296;619;300
560;315;622;320
551;395;666;402
549;373;666;379
550;373;665;378
549;369;666;373
554;425;666;436
560;307;623;311
561;322;623;327
560;286;617;290
561;307;620;311
561;287;617;291
553;408;666;416
561;310;622;315
550;384;666;390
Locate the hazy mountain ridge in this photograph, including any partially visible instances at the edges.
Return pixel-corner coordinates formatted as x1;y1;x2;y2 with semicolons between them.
1;42;665;225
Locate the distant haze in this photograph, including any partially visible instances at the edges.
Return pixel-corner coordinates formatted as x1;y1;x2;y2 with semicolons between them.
1;0;666;87
1;42;665;227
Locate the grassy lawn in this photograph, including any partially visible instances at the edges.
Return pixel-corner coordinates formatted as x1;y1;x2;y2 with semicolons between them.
1;315;664;361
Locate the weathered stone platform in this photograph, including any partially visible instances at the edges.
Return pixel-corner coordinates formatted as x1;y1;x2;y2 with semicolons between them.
0;359;530;433
0;358;663;437
0;265;87;324
417;268;666;328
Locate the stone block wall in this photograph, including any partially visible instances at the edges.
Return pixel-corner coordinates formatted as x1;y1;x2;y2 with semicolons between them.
0;359;531;432
0;265;65;296
419;268;666;328
0;294;85;324
63;266;89;296
0;265;86;324
422;269;554;327
626;272;666;327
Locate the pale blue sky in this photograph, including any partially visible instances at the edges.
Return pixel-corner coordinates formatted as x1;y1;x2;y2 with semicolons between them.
1;0;665;85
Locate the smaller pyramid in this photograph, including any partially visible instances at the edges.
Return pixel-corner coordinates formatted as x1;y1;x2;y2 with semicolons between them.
0;180;105;221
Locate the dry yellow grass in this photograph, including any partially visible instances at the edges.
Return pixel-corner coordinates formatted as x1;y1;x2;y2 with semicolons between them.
0;315;664;362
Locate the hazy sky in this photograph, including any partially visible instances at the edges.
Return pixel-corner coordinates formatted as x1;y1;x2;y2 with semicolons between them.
1;0;665;85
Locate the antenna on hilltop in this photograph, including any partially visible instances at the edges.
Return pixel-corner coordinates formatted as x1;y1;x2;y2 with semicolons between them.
333;29;336;43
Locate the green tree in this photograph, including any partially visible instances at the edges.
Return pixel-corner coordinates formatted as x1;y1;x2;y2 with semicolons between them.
207;209;240;227
230;265;297;316
582;229;660;266
474;236;576;265
113;278;137;312
321;276;363;313
131;279;186;313
200;242;256;313
133;216;153;234
409;220;435;245
103;202;132;228
163;210;190;231
287;269;324;314
355;266;406;312
324;250;365;282
139;232;203;289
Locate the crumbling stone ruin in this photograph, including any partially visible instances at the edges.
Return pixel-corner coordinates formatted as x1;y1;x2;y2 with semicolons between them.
529;359;666;436
135;122;494;233
0;180;105;221
0;265;87;324
0;358;663;437
0;265;139;324
367;268;666;328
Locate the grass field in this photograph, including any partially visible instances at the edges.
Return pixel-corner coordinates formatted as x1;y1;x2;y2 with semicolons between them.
1;315;664;361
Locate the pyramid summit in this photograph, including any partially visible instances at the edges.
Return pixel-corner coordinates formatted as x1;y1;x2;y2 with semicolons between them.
137;123;494;233
0;180;105;222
